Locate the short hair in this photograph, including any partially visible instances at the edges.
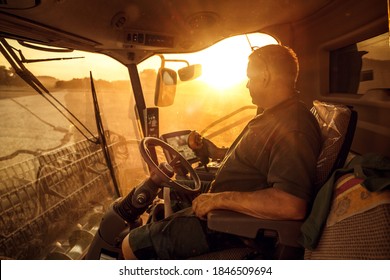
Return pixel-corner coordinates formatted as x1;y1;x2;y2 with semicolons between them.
248;44;299;86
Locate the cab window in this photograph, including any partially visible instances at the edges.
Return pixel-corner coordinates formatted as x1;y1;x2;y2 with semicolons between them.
330;32;390;94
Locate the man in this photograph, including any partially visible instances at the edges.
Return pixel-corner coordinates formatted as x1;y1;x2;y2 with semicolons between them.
122;44;322;259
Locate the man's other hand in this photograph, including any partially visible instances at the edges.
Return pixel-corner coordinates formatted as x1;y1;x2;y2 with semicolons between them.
188;130;204;150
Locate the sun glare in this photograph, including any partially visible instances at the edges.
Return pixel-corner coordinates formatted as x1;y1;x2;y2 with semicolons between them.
195;34;278;90
198;40;248;90
156;33;278;91
4;33;277;85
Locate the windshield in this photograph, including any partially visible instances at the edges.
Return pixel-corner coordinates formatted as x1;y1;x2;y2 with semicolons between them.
0;39;145;259
138;33;277;148
0;40;147;191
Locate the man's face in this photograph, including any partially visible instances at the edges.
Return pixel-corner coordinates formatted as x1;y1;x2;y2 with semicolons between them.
246;60;268;107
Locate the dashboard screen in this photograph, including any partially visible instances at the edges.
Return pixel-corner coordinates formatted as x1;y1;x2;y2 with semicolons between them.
161;130;198;163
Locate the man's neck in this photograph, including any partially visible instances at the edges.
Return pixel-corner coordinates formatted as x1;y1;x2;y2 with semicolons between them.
261;93;297;112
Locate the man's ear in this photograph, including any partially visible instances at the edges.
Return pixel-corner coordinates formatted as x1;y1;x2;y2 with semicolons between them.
256;58;270;87
262;68;270;87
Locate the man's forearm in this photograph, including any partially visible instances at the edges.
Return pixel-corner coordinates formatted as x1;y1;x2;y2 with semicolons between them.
210;146;228;161
214;188;307;220
192;188;307;220
203;138;228;161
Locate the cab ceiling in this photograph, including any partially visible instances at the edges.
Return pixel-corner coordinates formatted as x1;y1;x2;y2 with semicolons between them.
0;0;333;64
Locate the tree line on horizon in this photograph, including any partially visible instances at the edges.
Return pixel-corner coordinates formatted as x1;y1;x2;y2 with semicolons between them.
0;65;157;89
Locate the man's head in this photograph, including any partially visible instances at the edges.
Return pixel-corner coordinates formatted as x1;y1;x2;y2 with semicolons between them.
246;44;299;109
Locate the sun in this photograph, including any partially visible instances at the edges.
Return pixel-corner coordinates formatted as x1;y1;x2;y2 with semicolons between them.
199;46;248;90
196;34;278;90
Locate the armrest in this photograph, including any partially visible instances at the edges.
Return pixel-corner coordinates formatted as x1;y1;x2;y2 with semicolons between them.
207;210;303;247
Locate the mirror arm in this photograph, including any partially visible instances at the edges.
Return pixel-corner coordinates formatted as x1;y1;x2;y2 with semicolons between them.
158;54;190;68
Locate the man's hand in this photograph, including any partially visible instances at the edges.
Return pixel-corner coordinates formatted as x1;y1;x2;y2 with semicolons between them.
192;193;219;219
188;130;210;167
188;130;204;150
188;130;227;162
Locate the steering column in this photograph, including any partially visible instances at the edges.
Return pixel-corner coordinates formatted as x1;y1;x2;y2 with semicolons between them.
85;137;200;259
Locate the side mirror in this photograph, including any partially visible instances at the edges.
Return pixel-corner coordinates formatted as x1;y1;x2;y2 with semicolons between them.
178;64;202;81
154;68;177;107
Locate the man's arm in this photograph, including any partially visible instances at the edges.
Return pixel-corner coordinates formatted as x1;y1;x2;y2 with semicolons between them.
192;188;307;220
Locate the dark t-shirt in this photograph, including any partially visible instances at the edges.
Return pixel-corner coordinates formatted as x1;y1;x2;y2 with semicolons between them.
211;97;322;203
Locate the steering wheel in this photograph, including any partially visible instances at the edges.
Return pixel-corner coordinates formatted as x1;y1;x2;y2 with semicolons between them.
139;137;201;194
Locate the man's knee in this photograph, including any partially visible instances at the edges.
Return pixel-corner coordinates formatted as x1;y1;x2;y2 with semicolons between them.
122;234;138;260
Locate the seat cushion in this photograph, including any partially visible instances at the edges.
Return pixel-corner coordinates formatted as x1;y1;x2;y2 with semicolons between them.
327;173;390;226
305;172;390;259
304;204;390;259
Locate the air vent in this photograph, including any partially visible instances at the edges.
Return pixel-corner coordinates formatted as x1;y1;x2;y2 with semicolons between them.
111;12;127;30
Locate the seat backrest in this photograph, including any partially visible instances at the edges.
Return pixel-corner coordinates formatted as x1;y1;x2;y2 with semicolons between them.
310;100;357;193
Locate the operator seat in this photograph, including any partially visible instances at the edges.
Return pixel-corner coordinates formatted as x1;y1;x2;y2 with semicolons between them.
203;100;357;259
